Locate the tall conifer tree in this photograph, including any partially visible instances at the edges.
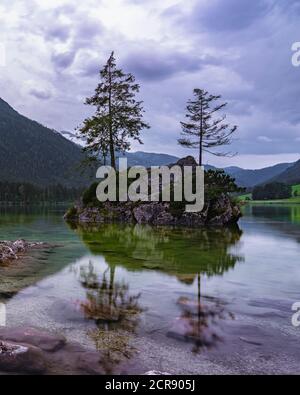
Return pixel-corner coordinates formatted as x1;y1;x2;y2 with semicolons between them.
79;52;150;169
179;89;237;166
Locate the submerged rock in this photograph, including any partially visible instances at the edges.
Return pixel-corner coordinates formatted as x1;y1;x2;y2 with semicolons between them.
0;340;46;374
0;327;66;352
0;241;60;302
0;327;108;375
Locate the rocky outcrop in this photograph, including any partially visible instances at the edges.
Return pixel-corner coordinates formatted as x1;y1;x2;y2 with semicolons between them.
174;155;198;168
66;194;241;227
65;156;242;227
0;240;50;264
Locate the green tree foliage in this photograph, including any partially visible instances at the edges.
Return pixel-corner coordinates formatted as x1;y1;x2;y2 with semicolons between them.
252;182;292;200
82;168;242;209
178;89;237;165
78;52;150;169
82;182;99;207
205;169;244;200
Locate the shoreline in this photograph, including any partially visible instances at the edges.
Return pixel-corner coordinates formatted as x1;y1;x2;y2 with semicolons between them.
3;293;300;375
242;201;300;205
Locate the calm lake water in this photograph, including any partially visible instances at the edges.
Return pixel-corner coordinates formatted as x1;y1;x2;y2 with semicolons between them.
1;205;300;374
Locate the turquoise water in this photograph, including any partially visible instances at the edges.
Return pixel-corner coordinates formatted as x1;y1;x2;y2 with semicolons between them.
1;205;300;374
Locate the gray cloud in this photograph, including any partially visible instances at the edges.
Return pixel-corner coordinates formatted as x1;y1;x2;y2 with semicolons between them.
124;50;218;81
76;57;102;77
28;87;52;100
189;0;273;32
75;19;103;40
53;4;77;17
0;0;299;169
51;51;76;70
45;24;71;42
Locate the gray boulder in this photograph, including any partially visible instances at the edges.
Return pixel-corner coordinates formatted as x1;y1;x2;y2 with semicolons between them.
0;327;108;375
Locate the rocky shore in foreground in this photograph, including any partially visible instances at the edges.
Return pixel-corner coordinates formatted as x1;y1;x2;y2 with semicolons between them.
0;327;157;375
0;240;50;264
0;327;108;374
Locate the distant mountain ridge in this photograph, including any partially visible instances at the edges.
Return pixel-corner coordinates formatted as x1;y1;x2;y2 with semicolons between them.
223;162;295;188
202;162;295;188
58;131;297;188
60;130;86;146
0;98;298;189
269;160;300;185
0;98;93;187
59;131;180;167
117;151;179;167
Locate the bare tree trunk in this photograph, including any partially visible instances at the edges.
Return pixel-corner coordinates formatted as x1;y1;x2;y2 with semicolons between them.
108;61;116;170
109;266;115;316
197;273;201;334
199;99;203;166
199;134;203;166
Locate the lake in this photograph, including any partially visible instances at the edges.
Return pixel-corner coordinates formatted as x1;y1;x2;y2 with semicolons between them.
1;204;300;374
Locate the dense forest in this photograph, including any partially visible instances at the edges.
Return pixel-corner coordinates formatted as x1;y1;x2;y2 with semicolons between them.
0;182;83;204
0;98;94;188
252;182;292;200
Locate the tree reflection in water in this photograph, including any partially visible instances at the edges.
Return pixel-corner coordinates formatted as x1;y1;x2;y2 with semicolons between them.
168;294;234;354
70;223;244;355
78;261;144;369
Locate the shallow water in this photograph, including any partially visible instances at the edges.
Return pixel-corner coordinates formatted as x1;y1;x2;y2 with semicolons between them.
1;205;300;374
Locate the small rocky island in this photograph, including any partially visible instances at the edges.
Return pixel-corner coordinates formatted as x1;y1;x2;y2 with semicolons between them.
65;157;242;227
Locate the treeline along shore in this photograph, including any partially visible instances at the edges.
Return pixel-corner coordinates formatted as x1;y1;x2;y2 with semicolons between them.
0;181;83;205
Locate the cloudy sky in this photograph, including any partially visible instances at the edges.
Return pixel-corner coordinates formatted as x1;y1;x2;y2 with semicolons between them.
0;0;300;169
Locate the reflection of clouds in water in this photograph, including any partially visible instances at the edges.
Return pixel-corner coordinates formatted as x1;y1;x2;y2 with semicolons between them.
244;205;300;244
0;303;6;327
